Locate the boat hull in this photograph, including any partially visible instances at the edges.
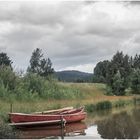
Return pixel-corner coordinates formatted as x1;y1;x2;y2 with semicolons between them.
9;112;86;124
9;119;66;128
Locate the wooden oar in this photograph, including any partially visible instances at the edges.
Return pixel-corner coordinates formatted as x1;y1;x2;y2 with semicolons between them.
33;106;74;114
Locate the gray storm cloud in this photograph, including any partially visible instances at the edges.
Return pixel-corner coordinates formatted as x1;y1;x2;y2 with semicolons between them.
0;1;140;73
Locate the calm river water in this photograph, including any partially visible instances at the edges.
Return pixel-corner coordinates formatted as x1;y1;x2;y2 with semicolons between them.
20;105;140;139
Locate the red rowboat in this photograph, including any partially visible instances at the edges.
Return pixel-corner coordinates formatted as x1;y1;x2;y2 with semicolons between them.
9;107;86;124
9;119;66;127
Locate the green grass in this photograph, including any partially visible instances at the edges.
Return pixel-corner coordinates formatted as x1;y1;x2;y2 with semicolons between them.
0;82;139;122
85;101;112;112
85;99;135;113
0;82;138;139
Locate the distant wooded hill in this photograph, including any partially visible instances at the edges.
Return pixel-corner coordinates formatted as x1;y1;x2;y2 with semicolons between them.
55;70;93;82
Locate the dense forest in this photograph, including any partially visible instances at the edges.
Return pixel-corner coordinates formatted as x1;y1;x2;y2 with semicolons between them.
93;51;140;95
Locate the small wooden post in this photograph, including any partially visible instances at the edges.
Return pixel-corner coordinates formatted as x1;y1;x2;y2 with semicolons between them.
10;103;13;113
60;116;65;139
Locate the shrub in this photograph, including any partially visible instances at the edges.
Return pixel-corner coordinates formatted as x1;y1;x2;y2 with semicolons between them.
22;73;45;95
133;97;140;105
131;69;140;94
105;86;113;95
0;82;9;98
114;100;126;107
85;104;96;112
0;66;17;90
96;101;112;110
0;123;19;139
111;71;126;96
85;101;112;112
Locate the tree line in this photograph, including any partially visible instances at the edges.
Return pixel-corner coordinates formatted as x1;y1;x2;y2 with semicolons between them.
0;48;140;97
93;51;140;95
0;48;54;78
0;47;90;100
0;48;56;99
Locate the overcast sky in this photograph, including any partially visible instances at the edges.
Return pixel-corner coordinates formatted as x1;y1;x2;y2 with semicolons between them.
0;1;140;73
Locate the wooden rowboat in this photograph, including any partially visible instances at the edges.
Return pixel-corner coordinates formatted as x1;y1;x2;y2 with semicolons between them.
9;119;66;127
9;107;86;124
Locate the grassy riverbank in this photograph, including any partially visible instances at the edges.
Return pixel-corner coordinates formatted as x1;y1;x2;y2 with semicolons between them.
0;82;139;138
0;83;139;120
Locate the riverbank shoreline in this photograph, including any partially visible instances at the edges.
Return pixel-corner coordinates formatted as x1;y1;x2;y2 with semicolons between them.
0;83;140;138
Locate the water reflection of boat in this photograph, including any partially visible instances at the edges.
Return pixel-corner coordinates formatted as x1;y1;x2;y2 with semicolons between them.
19;122;87;139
